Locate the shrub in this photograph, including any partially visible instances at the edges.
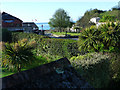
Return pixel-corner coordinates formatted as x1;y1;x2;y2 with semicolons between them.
109;53;120;81
11;32;80;59
78;26;100;52
70;52;110;88
103;53;120;88
99;15;116;22
37;38;79;59
2;28;12;42
78;22;120;53
2;38;36;72
11;32;48;42
98;22;120;52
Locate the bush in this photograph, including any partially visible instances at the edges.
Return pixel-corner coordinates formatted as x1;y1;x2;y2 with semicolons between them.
99;15;116;22
78;25;101;52
70;52;110;88
11;32;80;59
37;38;79;59
98;22;120;52
78;22;120;53
2;38;36;72
104;53;120;88
11;32;48;42
109;53;120;81
2;28;12;42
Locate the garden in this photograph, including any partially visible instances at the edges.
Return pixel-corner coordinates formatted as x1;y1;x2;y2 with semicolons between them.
1;22;120;88
1;29;79;78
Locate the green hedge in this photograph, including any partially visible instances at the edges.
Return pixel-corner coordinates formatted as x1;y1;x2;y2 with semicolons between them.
36;38;79;58
70;52;110;88
70;52;120;88
11;32;49;42
2;28;12;42
11;32;80;59
109;53;120;82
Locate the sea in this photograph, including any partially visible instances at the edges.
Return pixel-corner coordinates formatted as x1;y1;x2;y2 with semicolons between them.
36;21;76;30
36;23;51;30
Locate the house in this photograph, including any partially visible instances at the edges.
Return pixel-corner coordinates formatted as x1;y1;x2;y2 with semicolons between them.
90;17;100;24
22;22;39;33
69;24;81;33
2;12;24;32
2;12;39;33
96;22;117;28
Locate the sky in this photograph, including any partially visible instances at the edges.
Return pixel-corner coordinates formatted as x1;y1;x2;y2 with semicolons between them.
1;0;119;23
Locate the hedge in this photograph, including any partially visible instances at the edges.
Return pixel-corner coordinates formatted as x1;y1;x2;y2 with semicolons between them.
2;28;12;42
70;52;110;88
70;52;120;88
11;32;80;59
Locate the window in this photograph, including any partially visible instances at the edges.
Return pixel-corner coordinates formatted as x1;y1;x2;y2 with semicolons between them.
4;20;14;23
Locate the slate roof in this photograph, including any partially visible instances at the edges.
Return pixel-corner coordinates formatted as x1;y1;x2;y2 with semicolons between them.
22;22;38;28
2;12;23;22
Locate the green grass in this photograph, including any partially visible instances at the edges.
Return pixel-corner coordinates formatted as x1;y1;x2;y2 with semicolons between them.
51;32;80;36
0;55;55;78
1;68;16;78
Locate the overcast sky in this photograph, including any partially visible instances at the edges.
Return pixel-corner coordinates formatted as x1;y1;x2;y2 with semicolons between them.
1;0;119;23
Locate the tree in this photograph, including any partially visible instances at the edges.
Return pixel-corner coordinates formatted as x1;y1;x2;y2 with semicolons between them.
48;8;71;32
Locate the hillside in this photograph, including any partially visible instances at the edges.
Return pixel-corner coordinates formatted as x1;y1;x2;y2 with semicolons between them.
100;10;120;20
76;9;120;28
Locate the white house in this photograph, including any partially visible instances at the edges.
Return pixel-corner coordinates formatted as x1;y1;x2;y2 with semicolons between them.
90;17;100;24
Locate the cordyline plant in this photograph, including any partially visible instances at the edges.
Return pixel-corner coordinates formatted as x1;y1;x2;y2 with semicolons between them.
78;22;120;53
2;38;36;72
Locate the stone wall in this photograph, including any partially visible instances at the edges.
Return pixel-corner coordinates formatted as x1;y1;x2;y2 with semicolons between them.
1;57;93;89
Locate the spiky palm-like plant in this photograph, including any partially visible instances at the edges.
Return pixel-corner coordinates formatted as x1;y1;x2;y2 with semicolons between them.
98;22;120;52
78;26;100;52
2;38;36;72
78;22;120;53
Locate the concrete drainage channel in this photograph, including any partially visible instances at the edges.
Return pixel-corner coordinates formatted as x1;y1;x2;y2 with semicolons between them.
1;58;93;89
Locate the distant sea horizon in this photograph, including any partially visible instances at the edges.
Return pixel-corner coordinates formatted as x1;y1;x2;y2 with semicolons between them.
36;21;76;30
36;22;50;30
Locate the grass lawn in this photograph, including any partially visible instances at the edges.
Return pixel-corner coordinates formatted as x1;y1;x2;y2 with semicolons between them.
1;68;16;78
0;55;57;78
51;32;80;36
